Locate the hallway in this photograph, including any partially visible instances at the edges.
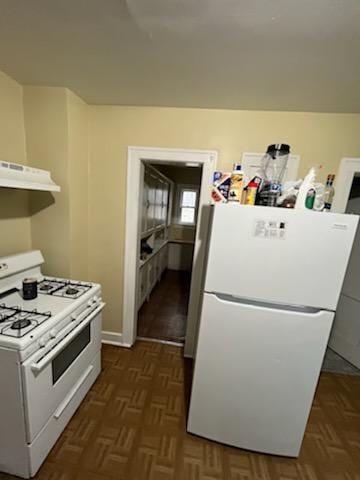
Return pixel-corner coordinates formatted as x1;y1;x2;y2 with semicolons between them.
137;270;191;343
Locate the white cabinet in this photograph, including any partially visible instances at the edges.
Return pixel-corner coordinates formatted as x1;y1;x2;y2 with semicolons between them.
138;165;172;309
141;166;170;236
148;256;156;290
162;183;169;225
147;173;157;232
138;263;148;307
141;173;149;233
138;243;168;308
155;178;163;228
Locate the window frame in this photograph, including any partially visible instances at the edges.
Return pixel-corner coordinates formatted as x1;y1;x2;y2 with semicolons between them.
175;184;200;226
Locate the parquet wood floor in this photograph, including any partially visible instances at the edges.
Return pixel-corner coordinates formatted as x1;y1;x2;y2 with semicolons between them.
2;341;360;480
137;270;190;343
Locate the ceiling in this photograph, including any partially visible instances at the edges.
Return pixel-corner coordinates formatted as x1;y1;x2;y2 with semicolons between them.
0;0;359;112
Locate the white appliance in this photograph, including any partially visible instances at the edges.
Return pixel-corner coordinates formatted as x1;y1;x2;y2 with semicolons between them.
0;251;104;478
187;204;358;457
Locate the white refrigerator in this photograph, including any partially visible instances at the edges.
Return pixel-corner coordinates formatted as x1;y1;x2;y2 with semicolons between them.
187;204;358;457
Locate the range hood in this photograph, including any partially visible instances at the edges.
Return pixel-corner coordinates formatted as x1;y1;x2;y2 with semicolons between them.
0;161;60;192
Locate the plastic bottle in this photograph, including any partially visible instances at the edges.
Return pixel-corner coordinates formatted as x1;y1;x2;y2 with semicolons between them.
295;167;316;209
323;174;335;211
228;164;244;202
245;181;258;205
305;188;316;209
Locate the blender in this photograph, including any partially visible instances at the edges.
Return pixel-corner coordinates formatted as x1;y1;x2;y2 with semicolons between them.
257;144;290;207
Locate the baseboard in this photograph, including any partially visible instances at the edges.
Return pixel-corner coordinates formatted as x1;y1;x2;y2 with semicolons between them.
101;331;132;348
183;353;194;359
136;336;184;347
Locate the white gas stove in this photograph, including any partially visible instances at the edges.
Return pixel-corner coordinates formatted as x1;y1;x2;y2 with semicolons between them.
0;251;105;478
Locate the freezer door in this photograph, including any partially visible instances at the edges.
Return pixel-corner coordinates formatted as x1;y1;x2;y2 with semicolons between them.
205;204;358;310
187;293;334;457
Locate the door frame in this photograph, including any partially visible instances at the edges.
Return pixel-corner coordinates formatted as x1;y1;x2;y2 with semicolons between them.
123;146;217;357
332;157;360;213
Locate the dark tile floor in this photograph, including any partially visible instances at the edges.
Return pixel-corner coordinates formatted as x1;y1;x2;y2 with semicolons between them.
137;270;191;343
2;341;360;480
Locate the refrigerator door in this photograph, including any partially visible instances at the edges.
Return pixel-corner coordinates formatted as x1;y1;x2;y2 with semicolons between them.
205;205;358;310
187;293;334;457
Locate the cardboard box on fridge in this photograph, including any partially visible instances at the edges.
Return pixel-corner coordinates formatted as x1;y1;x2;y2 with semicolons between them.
211;172;231;203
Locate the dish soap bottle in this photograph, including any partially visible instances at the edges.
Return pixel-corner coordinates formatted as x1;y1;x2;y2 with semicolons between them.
228;164;244;202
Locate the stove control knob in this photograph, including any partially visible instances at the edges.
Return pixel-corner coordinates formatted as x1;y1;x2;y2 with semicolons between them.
49;329;57;339
39;337;47;348
71;314;77;321
87;300;93;307
93;296;99;304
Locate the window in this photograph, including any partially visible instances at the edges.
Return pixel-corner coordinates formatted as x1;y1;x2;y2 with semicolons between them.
176;186;199;225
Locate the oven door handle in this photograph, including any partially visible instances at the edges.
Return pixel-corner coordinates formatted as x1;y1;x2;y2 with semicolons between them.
30;302;105;374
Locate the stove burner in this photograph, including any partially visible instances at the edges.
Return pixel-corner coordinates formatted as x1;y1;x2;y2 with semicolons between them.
66;287;79;296
11;318;31;330
38;278;92;299
0;305;52;338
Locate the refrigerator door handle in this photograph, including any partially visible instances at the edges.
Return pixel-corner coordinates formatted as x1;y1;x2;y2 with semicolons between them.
209;292;329;315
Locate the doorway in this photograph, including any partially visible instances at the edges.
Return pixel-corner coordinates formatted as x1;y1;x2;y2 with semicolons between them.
122;147;217;356
137;163;202;344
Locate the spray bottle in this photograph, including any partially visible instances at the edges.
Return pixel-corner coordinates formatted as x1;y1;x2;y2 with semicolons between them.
295;167;316;210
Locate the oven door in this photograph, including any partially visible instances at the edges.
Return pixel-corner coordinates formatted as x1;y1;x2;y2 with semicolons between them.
22;303;104;443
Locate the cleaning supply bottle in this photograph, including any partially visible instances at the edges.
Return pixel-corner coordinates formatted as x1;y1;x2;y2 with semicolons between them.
228;164;244;202
295;167;316;209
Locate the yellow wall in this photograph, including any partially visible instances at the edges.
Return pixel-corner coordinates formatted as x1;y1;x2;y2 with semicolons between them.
67;90;89;280
0;71;31;256
1;70;360;336
23;87;90;279
23;87;72;278
89;106;360;333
